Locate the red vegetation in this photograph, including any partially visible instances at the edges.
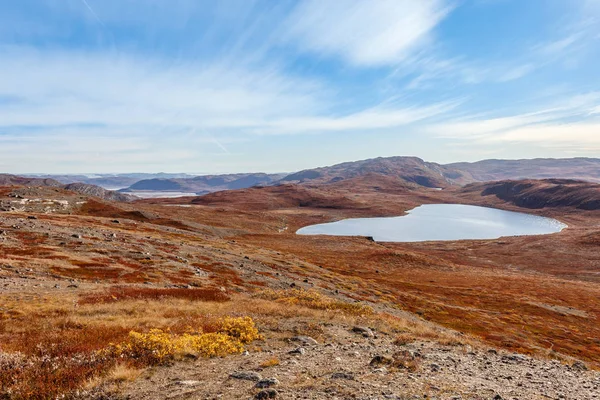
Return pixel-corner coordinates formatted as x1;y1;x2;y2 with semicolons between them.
79;286;230;304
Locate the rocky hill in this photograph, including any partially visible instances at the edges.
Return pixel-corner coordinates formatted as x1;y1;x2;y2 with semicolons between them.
63;183;137;202
448;157;600;183
461;179;600;210
0;174;63;187
280;156;470;188
0;174;135;202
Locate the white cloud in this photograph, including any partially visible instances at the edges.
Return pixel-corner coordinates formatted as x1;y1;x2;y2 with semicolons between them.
427;92;600;151
285;0;452;66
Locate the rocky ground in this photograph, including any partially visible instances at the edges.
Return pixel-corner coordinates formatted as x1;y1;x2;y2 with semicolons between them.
111;325;599;400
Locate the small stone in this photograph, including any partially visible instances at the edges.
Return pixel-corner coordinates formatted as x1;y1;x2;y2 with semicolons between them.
492;395;503;400
67;284;79;288
289;347;306;355
331;372;354;380
111;219;120;224
71;234;82;239
290;336;318;346
176;380;200;386
370;355;393;366
572;361;588;371
27;216;37;220
229;371;262;381
255;378;279;388
352;326;374;338
255;389;278;399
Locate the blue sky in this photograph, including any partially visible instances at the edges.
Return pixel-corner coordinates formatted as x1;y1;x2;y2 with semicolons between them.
1;0;599;174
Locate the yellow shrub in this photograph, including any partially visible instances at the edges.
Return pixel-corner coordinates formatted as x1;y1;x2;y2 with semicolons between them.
105;316;261;365
180;332;243;358
218;316;263;343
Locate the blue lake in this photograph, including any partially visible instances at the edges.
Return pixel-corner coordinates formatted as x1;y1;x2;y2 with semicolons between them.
296;204;567;242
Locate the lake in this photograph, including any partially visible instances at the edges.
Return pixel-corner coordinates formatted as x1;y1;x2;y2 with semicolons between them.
296;204;567;242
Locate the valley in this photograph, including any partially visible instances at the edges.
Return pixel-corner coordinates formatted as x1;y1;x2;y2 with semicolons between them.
1;160;599;398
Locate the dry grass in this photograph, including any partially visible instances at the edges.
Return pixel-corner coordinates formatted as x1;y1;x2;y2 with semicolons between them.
0;288;442;399
260;357;281;368
254;288;374;316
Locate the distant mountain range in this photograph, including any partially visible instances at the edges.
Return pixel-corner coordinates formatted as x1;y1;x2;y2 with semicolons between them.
448;158;600;184
121;173;288;194
9;157;600;196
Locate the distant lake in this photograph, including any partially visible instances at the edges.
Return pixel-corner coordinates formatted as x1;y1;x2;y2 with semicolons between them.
126;191;198;199
296;204;567;242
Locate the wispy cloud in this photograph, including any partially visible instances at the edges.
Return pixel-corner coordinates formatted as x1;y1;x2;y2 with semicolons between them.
285;0;453;66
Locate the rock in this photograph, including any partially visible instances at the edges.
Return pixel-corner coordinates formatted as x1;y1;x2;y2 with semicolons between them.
67;284;79;288
501;354;527;364
111;219;120;224
290;336;318;346
352;326;375;338
27;216;37;220
289;347;306;355
492;395;503;400
430;363;441;372
175;380;201;386
255;378;279;388
71;234;82;239
572;361;588;371
229;371;262;381
370;355;393;366
255;389;278;399
331;372;354;380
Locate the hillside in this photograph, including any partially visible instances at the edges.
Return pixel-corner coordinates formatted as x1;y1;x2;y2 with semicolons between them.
461;179;600;210
280;156;470;187
448;158;600;183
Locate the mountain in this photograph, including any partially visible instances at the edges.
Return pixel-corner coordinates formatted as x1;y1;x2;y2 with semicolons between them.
123;173;287;194
0;174;63;187
447;158;600;183
460;179;600;210
0;174;135;202
279;156;470;188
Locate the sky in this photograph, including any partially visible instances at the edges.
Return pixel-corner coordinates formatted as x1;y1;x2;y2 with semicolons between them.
1;0;599;174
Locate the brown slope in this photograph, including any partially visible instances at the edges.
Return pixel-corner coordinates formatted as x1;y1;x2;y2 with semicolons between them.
188;183;366;211
460;179;600;210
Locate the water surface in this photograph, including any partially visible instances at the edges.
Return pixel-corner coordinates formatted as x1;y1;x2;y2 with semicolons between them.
296;204;566;242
